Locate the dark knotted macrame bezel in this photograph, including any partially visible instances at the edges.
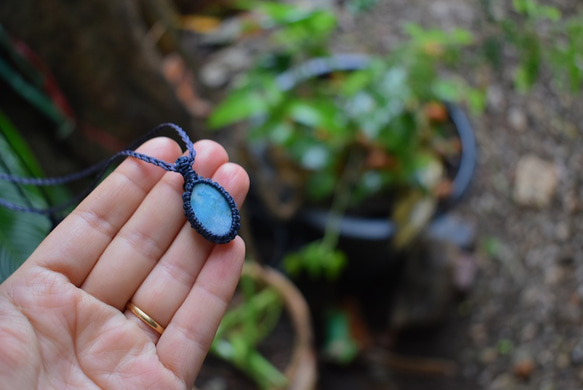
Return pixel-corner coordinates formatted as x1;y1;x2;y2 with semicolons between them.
181;174;241;245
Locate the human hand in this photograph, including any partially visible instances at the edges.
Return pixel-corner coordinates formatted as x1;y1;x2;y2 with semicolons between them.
0;137;249;389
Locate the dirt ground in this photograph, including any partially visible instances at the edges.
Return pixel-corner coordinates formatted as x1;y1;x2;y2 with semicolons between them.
329;1;583;389
3;1;582;389
194;1;583;388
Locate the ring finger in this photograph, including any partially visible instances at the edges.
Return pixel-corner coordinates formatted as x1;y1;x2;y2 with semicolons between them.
124;162;249;341
81;140;229;309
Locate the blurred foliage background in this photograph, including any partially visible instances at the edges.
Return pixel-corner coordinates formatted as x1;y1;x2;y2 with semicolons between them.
1;0;583;389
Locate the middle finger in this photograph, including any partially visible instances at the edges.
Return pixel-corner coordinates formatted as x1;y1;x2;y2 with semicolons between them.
125;161;249;339
81;140;228;309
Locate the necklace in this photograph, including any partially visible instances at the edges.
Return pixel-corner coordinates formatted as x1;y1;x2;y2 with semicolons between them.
0;123;240;244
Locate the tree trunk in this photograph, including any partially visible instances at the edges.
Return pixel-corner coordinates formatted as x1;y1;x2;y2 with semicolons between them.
0;0;202;166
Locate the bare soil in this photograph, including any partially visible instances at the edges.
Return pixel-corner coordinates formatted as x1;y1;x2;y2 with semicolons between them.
330;1;583;389
195;1;583;389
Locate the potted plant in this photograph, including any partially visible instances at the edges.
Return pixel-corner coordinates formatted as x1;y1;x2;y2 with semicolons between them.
195;261;316;390
209;2;482;280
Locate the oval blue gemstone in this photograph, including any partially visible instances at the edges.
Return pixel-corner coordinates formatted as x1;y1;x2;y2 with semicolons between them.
190;182;233;237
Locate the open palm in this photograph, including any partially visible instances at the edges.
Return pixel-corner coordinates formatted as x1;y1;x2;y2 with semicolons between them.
0;137;249;389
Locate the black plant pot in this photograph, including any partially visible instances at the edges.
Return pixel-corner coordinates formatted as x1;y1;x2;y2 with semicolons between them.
247;54;477;279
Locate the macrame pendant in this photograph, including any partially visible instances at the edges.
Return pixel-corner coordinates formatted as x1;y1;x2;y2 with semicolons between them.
176;156;240;244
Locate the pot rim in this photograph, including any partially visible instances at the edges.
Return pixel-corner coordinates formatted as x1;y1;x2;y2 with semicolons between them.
242;262;317;390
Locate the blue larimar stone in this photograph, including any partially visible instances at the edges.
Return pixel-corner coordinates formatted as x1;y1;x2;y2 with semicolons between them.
190;182;233;237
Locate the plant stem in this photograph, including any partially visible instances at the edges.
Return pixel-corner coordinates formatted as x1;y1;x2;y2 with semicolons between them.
321;146;365;250
214;289;282;340
210;340;289;390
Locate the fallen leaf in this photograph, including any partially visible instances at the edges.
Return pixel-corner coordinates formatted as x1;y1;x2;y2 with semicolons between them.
181;15;222;34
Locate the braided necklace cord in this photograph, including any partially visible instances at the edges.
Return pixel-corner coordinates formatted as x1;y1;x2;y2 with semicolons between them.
0;122;240;244
0;123;194;215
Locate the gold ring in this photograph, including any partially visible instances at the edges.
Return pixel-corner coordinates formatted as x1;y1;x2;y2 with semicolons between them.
126;302;165;335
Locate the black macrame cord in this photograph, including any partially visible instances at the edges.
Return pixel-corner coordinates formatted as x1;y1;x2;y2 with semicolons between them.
0;123;240;244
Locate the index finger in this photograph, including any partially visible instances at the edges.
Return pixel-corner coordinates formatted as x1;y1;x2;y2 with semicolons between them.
25;137;183;286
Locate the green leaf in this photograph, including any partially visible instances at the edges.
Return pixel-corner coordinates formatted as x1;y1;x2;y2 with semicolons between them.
403;23;473;47
0;207;51;282
346;0;379;14
481;236;501;259
497;339;514;355
512;0;561;20
305;170;336;200
514;64;534;93
0;111;69;206
0;112;43;178
286;99;341;132
411;151;444;189
273;9;337;49
322;309;360;364
0;57;74;138
512;0;531;15
449;28;475;46
403;23;424;40
0;113;53;282
550;17;583;91
300;144;330;170
539;6;561;21
210;265;288;389
338;68;373;96
467;88;487;114
266;122;294;145
255;2;311;24
432;79;462;102
483;37;504;71
283;240;347;280
378;112;417;154
353;170;392;201
208;90;269;128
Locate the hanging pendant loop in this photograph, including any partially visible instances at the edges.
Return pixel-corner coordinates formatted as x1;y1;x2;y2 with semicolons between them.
175;156;199;185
